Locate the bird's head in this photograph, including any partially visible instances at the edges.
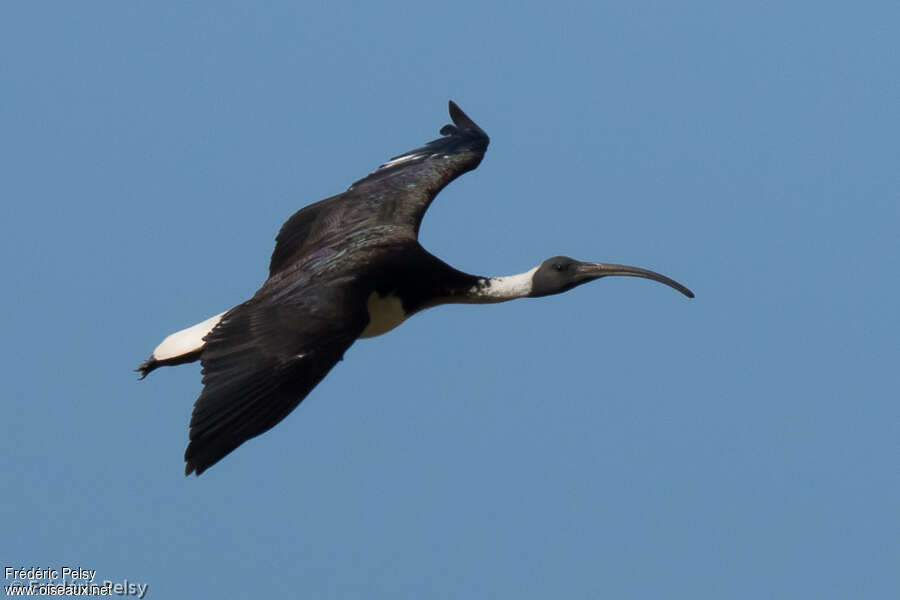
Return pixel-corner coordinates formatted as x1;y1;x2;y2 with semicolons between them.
530;256;694;298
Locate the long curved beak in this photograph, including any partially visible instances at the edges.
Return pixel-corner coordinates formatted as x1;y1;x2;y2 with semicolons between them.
576;262;694;298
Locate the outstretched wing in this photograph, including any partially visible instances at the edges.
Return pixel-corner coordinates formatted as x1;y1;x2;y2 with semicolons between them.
347;100;490;202
184;278;368;475
268;101;490;277
184;101;490;473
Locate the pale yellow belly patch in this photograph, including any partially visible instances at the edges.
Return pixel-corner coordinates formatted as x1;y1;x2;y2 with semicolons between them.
360;291;407;338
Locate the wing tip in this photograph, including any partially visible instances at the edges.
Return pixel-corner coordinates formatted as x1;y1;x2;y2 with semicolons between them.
184;443;214;476
184;460;203;476
444;100;488;141
355;100;490;185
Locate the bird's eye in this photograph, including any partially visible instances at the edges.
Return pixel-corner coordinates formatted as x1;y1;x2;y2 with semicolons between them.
553;263;564;272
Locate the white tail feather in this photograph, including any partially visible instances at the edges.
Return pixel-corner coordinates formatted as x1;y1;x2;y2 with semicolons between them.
152;312;225;361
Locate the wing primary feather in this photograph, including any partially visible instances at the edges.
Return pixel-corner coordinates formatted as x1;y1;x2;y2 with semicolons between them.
183;284;367;475
267;102;490;277
175;103;494;474
447;100;488;138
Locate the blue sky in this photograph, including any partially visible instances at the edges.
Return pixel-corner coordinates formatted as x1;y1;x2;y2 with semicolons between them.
2;1;897;598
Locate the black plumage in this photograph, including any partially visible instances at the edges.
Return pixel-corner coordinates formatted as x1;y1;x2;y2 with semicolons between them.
188;101;489;475
139;101;693;475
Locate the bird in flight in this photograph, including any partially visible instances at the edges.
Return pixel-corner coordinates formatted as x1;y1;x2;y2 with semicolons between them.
138;101;694;475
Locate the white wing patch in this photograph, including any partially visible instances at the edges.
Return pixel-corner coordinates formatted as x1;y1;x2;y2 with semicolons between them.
378;152;427;170
152;312;225;361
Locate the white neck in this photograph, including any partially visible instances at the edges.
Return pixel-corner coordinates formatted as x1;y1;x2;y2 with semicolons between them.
468;266;537;301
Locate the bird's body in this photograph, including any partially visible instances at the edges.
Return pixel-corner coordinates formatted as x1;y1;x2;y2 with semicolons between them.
139;102;694;475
